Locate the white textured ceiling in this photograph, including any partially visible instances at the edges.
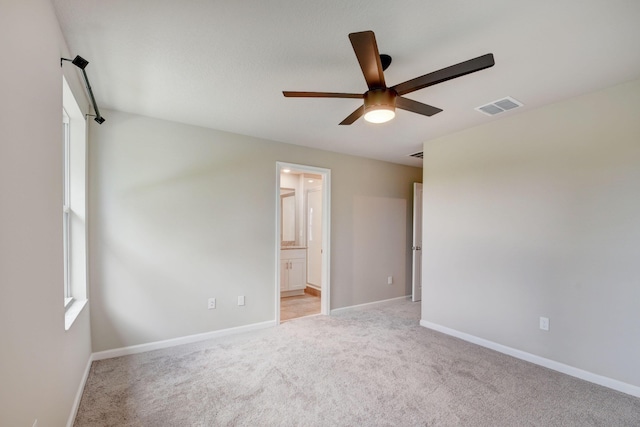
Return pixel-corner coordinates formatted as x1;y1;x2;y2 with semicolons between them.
52;0;640;166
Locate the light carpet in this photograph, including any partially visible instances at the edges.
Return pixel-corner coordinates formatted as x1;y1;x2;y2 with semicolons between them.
74;300;640;426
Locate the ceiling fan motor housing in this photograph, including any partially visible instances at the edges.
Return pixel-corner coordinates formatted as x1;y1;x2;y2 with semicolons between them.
364;88;396;114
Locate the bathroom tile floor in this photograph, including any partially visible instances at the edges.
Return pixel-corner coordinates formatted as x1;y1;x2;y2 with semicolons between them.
280;292;320;322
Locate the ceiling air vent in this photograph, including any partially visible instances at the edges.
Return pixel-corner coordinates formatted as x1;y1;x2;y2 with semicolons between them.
475;96;523;116
409;151;424;159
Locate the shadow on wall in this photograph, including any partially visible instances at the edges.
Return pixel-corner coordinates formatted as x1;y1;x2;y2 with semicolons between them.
352;196;407;305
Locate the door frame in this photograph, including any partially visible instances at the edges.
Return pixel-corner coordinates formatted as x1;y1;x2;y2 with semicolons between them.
275;162;331;321
411;182;423;302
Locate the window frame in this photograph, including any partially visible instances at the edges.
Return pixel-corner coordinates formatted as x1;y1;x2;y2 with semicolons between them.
63;108;72;309
62;75;88;330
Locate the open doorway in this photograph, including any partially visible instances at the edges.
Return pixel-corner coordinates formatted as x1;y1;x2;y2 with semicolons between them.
276;162;331;323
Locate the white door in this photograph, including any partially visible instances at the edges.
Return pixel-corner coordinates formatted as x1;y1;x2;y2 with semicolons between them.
307;188;322;287
412;183;423;302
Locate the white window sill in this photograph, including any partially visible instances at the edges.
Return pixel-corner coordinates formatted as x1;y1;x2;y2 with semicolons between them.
65;299;88;331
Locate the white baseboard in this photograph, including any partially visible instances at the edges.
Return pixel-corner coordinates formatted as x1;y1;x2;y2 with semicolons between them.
330;295;411;315
420;320;640;398
92;320;277;361
66;352;94;427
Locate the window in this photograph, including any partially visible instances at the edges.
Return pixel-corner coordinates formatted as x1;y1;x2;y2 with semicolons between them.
63;108;72;308
62;76;88;330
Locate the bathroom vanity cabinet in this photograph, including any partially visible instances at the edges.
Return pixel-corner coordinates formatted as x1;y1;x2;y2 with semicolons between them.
280;248;306;295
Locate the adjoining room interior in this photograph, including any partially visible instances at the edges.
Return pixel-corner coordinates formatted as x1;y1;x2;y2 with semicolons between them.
3;1;640;426
279;166;325;322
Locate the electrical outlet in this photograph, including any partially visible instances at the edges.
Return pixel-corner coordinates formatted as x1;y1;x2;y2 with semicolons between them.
238;295;245;306
539;317;550;331
387;276;393;285
207;298;216;310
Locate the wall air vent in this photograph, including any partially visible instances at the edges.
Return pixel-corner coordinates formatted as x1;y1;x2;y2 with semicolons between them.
408;151;424;159
475;96;523;116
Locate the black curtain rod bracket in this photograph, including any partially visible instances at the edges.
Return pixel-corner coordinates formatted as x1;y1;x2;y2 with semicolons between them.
61;55;105;124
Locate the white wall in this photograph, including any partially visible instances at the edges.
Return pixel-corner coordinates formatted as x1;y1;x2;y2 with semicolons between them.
280;173;300;190
0;0;92;425
89;110;421;351
421;78;640;387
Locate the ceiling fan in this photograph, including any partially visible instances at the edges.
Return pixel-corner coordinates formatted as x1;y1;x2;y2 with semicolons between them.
283;30;495;125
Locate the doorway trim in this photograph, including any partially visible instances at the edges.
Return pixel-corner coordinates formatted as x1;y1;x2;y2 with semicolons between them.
411;182;423;302
275;162;331;321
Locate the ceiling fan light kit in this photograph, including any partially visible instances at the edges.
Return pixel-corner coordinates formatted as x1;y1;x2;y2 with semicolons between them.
283;30;495;126
364;107;395;124
364;88;396;123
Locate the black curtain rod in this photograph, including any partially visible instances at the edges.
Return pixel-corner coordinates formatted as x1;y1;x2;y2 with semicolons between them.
61;55;105;124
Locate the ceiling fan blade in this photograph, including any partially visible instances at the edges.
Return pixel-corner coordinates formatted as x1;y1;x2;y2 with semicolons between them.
339;105;365;125
349;31;386;90
283;91;363;99
396;96;443;117
392;53;495;96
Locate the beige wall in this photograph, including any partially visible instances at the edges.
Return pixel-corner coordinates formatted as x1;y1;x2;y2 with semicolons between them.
0;0;93;425
421;78;640;387
89;110;422;352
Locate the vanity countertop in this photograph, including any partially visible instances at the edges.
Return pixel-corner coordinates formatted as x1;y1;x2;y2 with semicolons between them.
281;246;307;250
